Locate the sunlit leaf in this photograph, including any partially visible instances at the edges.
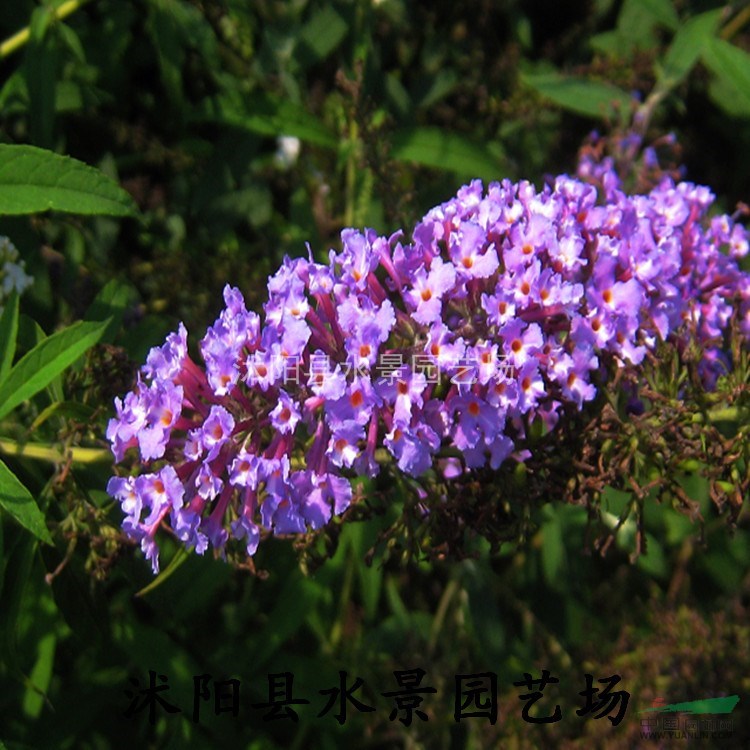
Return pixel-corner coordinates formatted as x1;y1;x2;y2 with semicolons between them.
657;10;722;90
22;632;56;718
0;459;52;544
0;145;138;216
0;318;110;421
701;38;750;118
390;126;506;179
522;72;633;119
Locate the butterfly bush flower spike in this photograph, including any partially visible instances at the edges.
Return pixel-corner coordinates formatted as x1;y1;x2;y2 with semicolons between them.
108;145;750;572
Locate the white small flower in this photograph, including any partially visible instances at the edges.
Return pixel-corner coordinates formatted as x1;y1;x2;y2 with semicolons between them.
0;236;33;307
274;135;301;169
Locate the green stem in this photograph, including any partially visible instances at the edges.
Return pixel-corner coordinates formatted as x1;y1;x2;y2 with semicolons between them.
328;543;356;651
428;577;460;656
0;437;111;464
344;118;359;228
0;0;94;60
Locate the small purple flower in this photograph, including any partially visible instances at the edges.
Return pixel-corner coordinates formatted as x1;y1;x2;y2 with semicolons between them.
201;405;235;461
270;389;301;435
450;221;500;278
403;257;456;325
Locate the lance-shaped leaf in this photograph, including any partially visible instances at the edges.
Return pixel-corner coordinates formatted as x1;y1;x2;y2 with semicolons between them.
0;317;110;421
0;459;52;544
0;144;138;216
0;290;19;386
195;92;337;149
656;10;722;91
390;127;506;180
701;38;750;118
521;72;633;119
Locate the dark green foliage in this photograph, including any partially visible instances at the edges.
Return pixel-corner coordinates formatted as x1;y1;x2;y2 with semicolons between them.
0;1;749;748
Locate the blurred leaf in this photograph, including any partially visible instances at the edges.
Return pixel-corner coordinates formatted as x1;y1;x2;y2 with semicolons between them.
702;37;750;118
344;522;382;620
589;30;623;56
384;73;411;119
656;10;722;90
390;126;505;179
197;91;337;148
83;278;136;343
540;509;567;592
22;631;56;718
0;532;36;692
414;69;459;109
623;0;679;32
146;0;220;105
249;571;324;669
463;561;506;662
199;185;272;229
0;459;52;544
0;317;110;421
296;5;348;68
0;514;4;600
0;289;19;386
24;6;58;149
0;145;138;216
28;400;95;433
521;72;633;119
636;532;668;580
611;0;679;53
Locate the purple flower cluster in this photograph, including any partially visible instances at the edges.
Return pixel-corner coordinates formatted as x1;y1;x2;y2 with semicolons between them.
107;158;750;572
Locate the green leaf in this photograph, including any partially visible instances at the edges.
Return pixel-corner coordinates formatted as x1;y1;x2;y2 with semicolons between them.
197;91;337;149
613;0;680;53
28;400;95;433
22;632;56;718
589;30;623;56
0;317;110;421
249;571;323;669
521;72;633;119
414;69;459;109
0;145;138;217
621;0;679;33
0;514;4;601
390;126;506;179
636;532;669;580
0;290;19;386
0;459;52;544
24;6;58;149
701;38;750;118
145;0;221;106
540;508;567;592
296;5;348;68
83;278;135;343
657;10;722;90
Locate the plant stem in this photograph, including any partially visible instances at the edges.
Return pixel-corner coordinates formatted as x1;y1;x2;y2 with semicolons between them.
0;0;94;60
0;437;110;464
721;4;750;41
